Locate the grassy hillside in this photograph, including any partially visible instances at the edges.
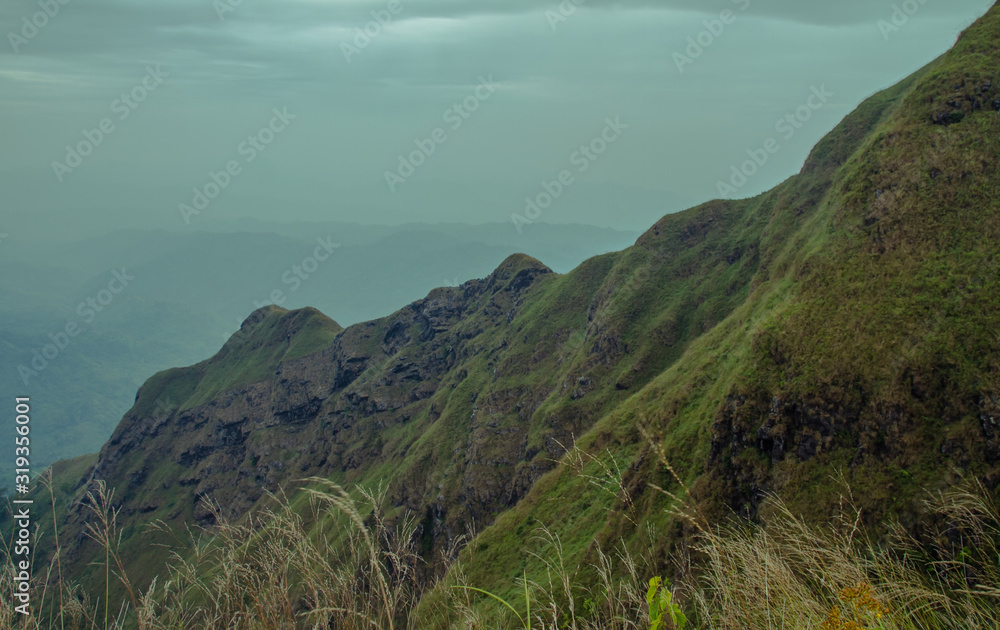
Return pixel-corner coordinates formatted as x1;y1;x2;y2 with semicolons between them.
5;4;1000;628
422;5;1000;618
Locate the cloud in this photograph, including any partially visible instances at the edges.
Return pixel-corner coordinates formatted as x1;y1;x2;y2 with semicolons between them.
211;0;992;26
1;0;988;62
0;0;992;235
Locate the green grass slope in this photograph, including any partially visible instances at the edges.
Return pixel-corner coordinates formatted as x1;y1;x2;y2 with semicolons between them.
9;4;1000;626
414;6;1000;622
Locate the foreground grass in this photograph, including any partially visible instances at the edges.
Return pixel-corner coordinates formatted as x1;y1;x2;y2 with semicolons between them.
688;482;1000;629
2;469;998;629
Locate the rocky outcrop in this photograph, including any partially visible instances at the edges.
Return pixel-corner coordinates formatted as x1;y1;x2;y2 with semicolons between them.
61;255;585;568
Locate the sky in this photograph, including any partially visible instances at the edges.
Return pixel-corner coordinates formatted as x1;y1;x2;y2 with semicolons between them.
0;0;994;238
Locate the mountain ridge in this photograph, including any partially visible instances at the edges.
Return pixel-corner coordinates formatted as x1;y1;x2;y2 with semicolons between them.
14;4;1000;624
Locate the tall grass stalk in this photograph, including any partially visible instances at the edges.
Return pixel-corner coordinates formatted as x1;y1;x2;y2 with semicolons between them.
1;472;998;629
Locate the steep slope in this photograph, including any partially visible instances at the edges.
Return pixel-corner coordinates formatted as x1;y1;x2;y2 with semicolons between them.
36;211;762;600
423;4;1000;614
17;3;1000;624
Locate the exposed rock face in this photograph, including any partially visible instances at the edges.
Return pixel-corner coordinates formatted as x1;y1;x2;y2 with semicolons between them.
82;256;552;530
704;369;1000;524
55;256;581;569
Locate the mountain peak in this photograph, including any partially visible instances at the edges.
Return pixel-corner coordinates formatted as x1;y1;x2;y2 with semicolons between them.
482;253;552;291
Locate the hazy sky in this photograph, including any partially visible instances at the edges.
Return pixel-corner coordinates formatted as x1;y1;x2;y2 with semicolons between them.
0;0;994;237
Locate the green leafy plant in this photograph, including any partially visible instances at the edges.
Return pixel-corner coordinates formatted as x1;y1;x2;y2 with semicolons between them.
646;577;687;630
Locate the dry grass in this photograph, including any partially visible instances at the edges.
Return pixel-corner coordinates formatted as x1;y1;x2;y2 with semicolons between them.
1;477;423;630
133;479;423;630
689;481;1000;630
2;470;998;629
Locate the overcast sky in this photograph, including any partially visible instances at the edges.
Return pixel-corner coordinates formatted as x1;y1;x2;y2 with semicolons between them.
0;0;994;239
